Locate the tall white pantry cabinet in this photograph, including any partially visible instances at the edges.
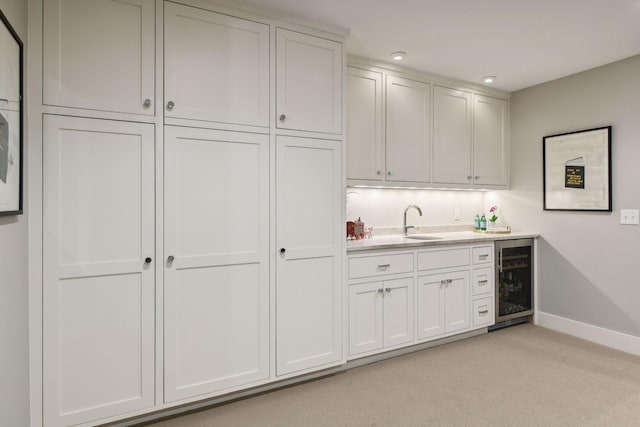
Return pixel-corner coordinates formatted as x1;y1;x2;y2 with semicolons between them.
35;1;345;426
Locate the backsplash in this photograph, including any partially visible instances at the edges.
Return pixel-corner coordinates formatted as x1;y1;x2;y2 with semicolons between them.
347;188;500;233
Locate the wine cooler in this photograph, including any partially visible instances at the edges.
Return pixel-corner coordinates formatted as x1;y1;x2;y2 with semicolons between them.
492;239;534;327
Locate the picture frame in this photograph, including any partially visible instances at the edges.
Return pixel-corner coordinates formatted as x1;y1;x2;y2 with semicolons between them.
0;9;23;216
543;126;611;211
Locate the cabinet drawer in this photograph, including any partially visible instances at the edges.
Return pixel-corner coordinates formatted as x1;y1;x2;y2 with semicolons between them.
472;246;493;264
473;297;494;327
348;253;414;279
472;267;493;296
417;247;469;271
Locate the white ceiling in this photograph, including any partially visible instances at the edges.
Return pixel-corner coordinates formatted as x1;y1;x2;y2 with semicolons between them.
234;0;640;92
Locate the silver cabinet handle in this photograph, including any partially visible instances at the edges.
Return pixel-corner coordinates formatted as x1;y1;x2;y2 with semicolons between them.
467;175;472;180
474;176;480;180
387;170;393;176
144;257;152;264
447;279;452;284
167;255;175;262
479;254;489;259
478;279;488;284
166;100;175;110
376;170;382;175
440;279;447;285
279;114;286;121
377;288;384;294
143;98;152;108
478;310;489;314
385;287;391;293
377;264;391;269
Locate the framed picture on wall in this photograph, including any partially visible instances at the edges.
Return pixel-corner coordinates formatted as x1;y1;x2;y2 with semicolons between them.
543;126;612;211
0;9;23;216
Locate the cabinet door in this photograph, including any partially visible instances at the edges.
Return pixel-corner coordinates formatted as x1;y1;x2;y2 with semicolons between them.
382;278;414;347
276;135;343;375
416;274;445;340
432;86;472;184
43;116;155;426
473;95;508;186
164;2;269;127
164;127;269;402
386;75;430;183
43;0;155;115
346;67;384;180
349;282;383;356
444;271;470;333
276;28;342;134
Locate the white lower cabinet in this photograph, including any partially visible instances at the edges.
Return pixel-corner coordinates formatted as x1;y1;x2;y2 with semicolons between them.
276;135;343;376
348;243;494;361
42;115;156;426
349;278;414;356
417;270;470;340
163;127;270;402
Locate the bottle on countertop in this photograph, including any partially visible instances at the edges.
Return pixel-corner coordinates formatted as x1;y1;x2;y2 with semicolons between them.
354;217;365;238
474;214;480;230
480;214;487;231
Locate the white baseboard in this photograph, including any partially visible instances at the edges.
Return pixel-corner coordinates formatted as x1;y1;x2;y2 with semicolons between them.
535;311;640;356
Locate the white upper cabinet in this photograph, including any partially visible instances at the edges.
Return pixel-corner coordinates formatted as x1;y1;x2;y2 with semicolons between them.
43;0;155;115
473;94;509;186
432;86;472;184
385;75;431;183
346;62;509;189
346;67;384;181
164;2;269;127
276;28;342;134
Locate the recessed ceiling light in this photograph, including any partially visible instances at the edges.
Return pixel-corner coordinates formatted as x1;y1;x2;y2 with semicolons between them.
482;76;497;84
390;51;407;61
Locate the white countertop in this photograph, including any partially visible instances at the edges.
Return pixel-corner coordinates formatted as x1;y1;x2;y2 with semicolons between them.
346;231;539;252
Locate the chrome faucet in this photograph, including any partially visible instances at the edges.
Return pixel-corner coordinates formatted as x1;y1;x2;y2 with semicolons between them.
403;205;423;236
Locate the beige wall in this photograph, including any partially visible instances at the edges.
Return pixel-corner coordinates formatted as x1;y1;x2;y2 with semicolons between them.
0;0;28;425
496;55;640;336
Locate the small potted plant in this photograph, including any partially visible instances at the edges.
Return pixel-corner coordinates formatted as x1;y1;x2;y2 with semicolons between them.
488;206;498;229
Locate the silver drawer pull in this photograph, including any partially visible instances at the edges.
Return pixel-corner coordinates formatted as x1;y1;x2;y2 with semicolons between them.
377;264;391;269
447;279;452;283
377;288;384;293
479;254;489;259
478;280;488;284
440;280;447;285
385;287;391;293
478;310;489;314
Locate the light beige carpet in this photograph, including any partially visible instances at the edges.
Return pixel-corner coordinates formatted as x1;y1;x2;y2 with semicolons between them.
145;324;640;426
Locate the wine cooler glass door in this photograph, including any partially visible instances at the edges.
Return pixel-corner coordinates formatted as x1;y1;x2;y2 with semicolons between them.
496;239;533;322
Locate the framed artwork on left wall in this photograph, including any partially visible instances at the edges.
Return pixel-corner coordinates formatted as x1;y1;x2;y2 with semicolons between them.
0;9;23;216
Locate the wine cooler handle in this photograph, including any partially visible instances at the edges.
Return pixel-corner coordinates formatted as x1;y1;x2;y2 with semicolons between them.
498;249;502;273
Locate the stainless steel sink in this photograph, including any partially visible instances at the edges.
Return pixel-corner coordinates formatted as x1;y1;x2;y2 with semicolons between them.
404;235;443;241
